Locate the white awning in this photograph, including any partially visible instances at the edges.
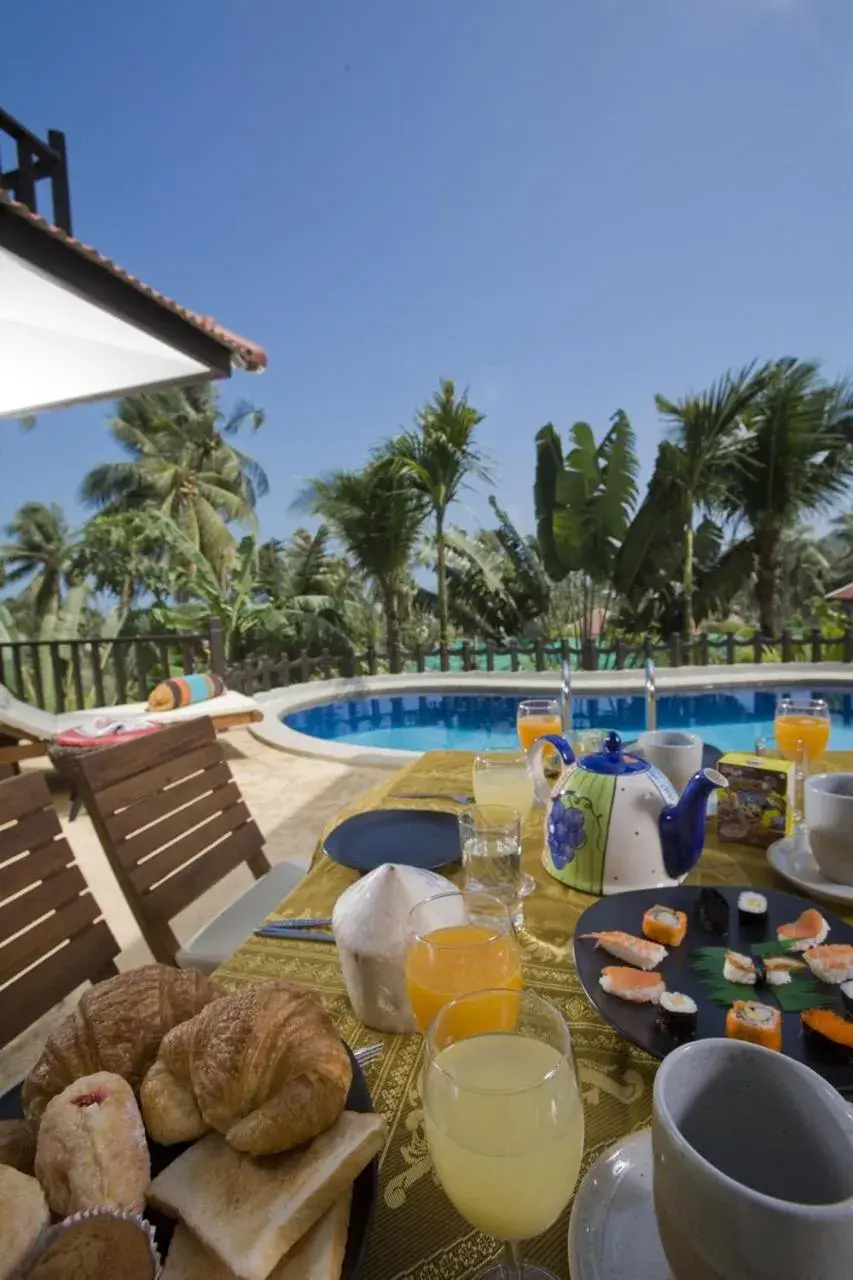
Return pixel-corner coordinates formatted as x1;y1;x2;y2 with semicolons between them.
0;244;212;419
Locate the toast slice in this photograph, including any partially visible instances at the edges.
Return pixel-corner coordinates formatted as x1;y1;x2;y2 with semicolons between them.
148;1111;383;1280
161;1190;352;1280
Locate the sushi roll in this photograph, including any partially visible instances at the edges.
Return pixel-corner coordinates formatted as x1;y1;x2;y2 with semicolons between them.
697;887;729;936
801;1008;853;1058
657;991;698;1039
737;891;768;928
803;945;853;985
579;930;667;970
643;905;688;947
725;1000;782;1052
841;980;853;1014
599;966;666;1004
777;908;829;952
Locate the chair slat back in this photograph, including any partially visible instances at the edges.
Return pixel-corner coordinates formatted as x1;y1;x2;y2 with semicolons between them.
0;772;119;1047
75;719;269;964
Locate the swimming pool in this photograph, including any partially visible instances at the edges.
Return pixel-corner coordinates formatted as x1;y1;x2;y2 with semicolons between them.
283;686;853;754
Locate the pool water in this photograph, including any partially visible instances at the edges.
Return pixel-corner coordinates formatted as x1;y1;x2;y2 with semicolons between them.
285;687;853;754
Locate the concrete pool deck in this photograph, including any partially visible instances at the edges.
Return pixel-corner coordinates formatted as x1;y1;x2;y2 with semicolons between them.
0;729;387;1095
250;662;853;765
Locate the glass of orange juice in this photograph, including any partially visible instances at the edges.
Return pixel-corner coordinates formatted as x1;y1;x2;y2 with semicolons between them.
516;698;563;751
774;696;831;844
405;891;522;1035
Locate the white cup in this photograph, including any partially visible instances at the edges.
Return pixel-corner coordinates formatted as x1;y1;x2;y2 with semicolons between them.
636;729;703;795
653;1038;853;1280
805;772;853;885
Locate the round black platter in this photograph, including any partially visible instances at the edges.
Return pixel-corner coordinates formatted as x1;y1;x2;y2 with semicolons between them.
324;808;461;872
0;1043;378;1279
574;884;853;1094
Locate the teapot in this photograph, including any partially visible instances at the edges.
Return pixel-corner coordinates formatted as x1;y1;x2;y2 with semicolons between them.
527;730;727;895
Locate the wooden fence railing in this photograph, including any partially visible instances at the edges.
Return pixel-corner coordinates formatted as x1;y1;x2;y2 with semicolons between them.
0;620;224;713
224;627;853;696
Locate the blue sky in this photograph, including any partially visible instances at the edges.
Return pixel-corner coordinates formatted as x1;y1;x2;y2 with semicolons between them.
3;0;852;541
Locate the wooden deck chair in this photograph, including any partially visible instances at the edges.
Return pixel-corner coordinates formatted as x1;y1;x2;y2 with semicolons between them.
74;719;304;972
0;773;120;1049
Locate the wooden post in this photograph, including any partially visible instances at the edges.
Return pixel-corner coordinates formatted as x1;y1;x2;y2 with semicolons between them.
416;644;425;673
534;639;544;672
180;640;195;675
12;644;24;699
439;643;449;673
699;634;709;666
726;634;736;665
367;644;377;676
49;643;64;714
113;642;128;703
845;628;853;664
281;656;291;686
486;640;495;672
300;650;311;683
261;659;272;691
669;634;682;667
133;639;147;700
812;628;822;664
616;639;626;670
208;617;226;677
320;649;332;679
90;641;106;706
781;630;792;663
30;644;45;708
752;632;763;664
70;643;84;709
509;640;519;672
461;641;472;672
644;636;653;661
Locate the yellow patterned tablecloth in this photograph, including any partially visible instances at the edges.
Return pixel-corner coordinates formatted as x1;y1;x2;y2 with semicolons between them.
214;750;853;1280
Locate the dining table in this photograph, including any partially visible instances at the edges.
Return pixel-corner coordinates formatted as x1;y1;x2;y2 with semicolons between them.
213;748;853;1280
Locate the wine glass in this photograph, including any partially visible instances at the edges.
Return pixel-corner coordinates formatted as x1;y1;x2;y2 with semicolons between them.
422;987;585;1280
404;891;522;1035
516;699;563;751
774;697;831;846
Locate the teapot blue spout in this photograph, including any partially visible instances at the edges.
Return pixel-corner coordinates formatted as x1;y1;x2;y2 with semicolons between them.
659;767;728;880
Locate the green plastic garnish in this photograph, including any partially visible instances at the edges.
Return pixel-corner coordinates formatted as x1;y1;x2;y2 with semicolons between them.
691;945;833;1012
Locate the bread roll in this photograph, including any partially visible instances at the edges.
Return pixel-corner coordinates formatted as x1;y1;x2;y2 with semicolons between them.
0;1165;49;1279
141;981;352;1155
23;964;217;1122
35;1071;150;1216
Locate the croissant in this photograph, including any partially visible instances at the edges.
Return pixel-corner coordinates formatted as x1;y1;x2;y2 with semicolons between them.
140;981;353;1155
22;964;217;1122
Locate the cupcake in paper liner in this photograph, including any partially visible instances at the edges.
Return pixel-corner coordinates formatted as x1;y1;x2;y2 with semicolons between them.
19;1207;161;1279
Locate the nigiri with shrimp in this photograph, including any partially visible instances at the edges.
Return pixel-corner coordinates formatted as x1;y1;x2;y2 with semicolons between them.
579;930;667;970
599;966;666;1004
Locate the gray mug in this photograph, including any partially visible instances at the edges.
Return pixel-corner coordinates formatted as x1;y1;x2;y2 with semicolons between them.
653;1038;853;1280
805;772;853;886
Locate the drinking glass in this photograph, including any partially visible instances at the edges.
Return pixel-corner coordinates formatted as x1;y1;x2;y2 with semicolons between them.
404;891;522;1035
774;697;831;841
473;752;535;815
423;988;585;1280
458;804;535;927
516;699;563;751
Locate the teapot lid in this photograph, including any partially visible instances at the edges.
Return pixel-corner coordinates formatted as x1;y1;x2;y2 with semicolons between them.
581;730;649;775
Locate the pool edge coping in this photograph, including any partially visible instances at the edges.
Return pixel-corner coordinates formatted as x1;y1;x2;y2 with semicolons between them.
248;663;853;766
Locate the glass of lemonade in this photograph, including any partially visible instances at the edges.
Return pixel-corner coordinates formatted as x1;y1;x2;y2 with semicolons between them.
405;891;522;1035
473;752;535;815
516;698;563;751
423;987;585;1280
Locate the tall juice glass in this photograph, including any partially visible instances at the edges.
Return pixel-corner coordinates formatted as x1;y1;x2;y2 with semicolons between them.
473;753;535;815
517;699;563;751
405;891;522;1035
423;988;585;1280
774;696;831;846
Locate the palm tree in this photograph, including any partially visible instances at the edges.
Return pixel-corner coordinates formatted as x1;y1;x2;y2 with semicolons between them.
297;457;426;670
80;384;268;577
723;359;853;636
654;363;769;639
389;379;492;646
0;502;79;619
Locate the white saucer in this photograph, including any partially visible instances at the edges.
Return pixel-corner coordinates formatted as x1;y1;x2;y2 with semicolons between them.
767;835;853;906
568;1130;671;1280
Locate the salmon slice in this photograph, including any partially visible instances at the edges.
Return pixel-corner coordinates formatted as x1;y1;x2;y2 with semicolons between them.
776;908;829;952
599;966;666;1004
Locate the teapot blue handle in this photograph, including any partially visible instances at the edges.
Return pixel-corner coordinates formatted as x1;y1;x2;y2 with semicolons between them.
526;734;576;805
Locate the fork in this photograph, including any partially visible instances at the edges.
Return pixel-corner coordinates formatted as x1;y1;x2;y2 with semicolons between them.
392;792;473;804
354;1043;384;1067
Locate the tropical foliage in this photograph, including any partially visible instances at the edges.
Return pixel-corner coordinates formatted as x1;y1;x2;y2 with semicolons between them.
5;362;853;708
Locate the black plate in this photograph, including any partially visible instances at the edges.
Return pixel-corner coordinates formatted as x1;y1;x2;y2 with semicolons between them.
324;808;461;872
0;1044;378;1279
574;885;853;1094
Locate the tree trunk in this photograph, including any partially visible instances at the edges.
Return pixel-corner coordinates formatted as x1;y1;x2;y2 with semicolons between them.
756;531;780;639
682;519;694;642
436;511;449;646
382;582;402;673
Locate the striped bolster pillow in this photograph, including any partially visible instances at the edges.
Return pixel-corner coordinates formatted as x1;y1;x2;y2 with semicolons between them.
147;673;226;712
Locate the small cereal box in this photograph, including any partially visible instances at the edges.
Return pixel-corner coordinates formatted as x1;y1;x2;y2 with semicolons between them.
716;753;795;848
